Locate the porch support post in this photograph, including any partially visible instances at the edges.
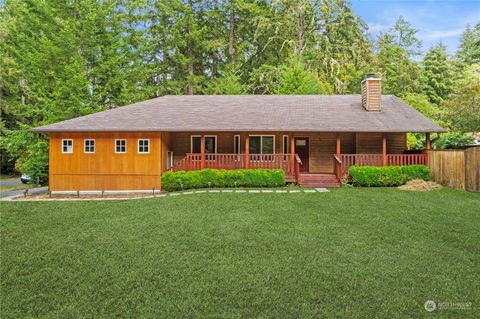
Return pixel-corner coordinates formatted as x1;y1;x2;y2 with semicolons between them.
290;133;295;176
382;133;387;166
425;132;430;165
245;134;249;169
200;134;205;169
336;133;342;179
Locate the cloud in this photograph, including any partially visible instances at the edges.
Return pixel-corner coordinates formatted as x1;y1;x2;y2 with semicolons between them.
367;23;390;34
422;28;465;40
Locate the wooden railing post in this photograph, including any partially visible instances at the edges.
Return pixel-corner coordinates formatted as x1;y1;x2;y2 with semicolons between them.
425;132;430;165
336;134;342;179
382;133;387;166
245;134;249;169
290;134;295;176
201;135;205;169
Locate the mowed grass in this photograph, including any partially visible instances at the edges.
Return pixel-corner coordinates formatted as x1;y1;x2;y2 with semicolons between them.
1;188;479;318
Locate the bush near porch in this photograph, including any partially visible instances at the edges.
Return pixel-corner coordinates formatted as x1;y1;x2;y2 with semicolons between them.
349;165;431;187
161;168;285;191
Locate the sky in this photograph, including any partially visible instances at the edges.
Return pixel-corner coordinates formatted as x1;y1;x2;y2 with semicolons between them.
351;0;480;55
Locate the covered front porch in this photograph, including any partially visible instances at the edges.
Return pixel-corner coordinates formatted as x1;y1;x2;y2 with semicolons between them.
167;132;430;186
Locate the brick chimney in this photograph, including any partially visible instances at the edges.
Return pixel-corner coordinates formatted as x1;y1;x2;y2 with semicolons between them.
361;73;381;111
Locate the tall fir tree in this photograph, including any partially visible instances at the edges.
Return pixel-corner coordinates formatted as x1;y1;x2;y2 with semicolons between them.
421;43;454;104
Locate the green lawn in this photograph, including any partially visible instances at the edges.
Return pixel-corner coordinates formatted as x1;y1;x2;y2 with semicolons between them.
1;188;479;318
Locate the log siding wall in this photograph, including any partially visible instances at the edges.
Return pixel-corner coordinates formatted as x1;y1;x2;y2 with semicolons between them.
170;132;406;174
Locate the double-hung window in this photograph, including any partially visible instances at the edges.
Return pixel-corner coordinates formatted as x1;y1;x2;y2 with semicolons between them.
249;135;274;154
138;139;150;154
191;136;217;154
84;139;95;153
62;139;73;154
115;139;126;153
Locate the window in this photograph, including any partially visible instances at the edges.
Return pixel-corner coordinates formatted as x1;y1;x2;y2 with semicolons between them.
234;135;241;154
115;139;126;153
84;139;95;153
62;139;73;154
283;135;289;153
191;136;217;154
249;135;274;154
138;139;150;154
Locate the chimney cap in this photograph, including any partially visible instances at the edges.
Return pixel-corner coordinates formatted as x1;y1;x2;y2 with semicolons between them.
366;72;377;79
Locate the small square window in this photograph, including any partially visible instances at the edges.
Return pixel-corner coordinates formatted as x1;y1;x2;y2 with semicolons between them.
138;139;150;154
84;139;95;153
115;139;126;153
62;139;73;154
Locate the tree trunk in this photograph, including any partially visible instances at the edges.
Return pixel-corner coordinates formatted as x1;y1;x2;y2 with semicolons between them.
186;0;194;95
228;4;235;57
297;11;305;54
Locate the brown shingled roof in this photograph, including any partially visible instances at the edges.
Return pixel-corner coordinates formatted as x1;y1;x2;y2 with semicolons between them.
31;95;446;133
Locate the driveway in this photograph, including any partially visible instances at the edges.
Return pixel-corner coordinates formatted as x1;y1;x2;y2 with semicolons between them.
0;178;22;187
1;187;48;199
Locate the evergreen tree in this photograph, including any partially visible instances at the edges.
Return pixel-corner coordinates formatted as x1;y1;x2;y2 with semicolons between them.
275;57;333;94
457;23;480;65
421;43;454;104
376;17;422;95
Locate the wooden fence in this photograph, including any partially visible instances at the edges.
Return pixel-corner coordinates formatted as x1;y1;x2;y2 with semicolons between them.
429;146;480;192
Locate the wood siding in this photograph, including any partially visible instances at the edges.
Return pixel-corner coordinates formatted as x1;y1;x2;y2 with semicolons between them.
49;132;168;191
49;131;408;190
170;132;406;174
361;78;381;111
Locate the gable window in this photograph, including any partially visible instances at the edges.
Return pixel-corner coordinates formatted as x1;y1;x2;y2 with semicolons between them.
62;139;73;154
283;135;289;153
115;139;126;153
138;139;150;154
84;139;95;153
234;135;241;154
191;136;217;154
249;135;274;154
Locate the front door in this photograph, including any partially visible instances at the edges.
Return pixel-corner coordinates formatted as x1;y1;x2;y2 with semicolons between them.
295;137;309;172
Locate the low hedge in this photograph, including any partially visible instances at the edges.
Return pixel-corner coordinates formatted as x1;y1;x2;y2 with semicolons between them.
349;165;431;187
161;169;285;192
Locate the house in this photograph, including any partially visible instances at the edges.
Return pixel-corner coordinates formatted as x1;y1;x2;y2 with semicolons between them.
32;75;445;190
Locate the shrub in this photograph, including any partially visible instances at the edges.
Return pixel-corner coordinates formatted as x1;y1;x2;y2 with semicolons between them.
161;169;285;192
349;165;431;187
433;132;474;149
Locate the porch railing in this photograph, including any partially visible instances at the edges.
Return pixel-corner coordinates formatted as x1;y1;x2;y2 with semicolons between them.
171;153;302;180
340;153;427;178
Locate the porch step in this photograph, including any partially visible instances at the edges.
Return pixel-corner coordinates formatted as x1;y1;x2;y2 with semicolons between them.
298;173;340;188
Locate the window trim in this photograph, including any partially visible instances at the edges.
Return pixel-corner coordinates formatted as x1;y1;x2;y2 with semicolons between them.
61;139;73;154
84;139;95;154
115;139;127;154
249;135;275;154
138;139;150;154
167;151;174;169
190;135;218;154
282;135;289;154
234;135;241;154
